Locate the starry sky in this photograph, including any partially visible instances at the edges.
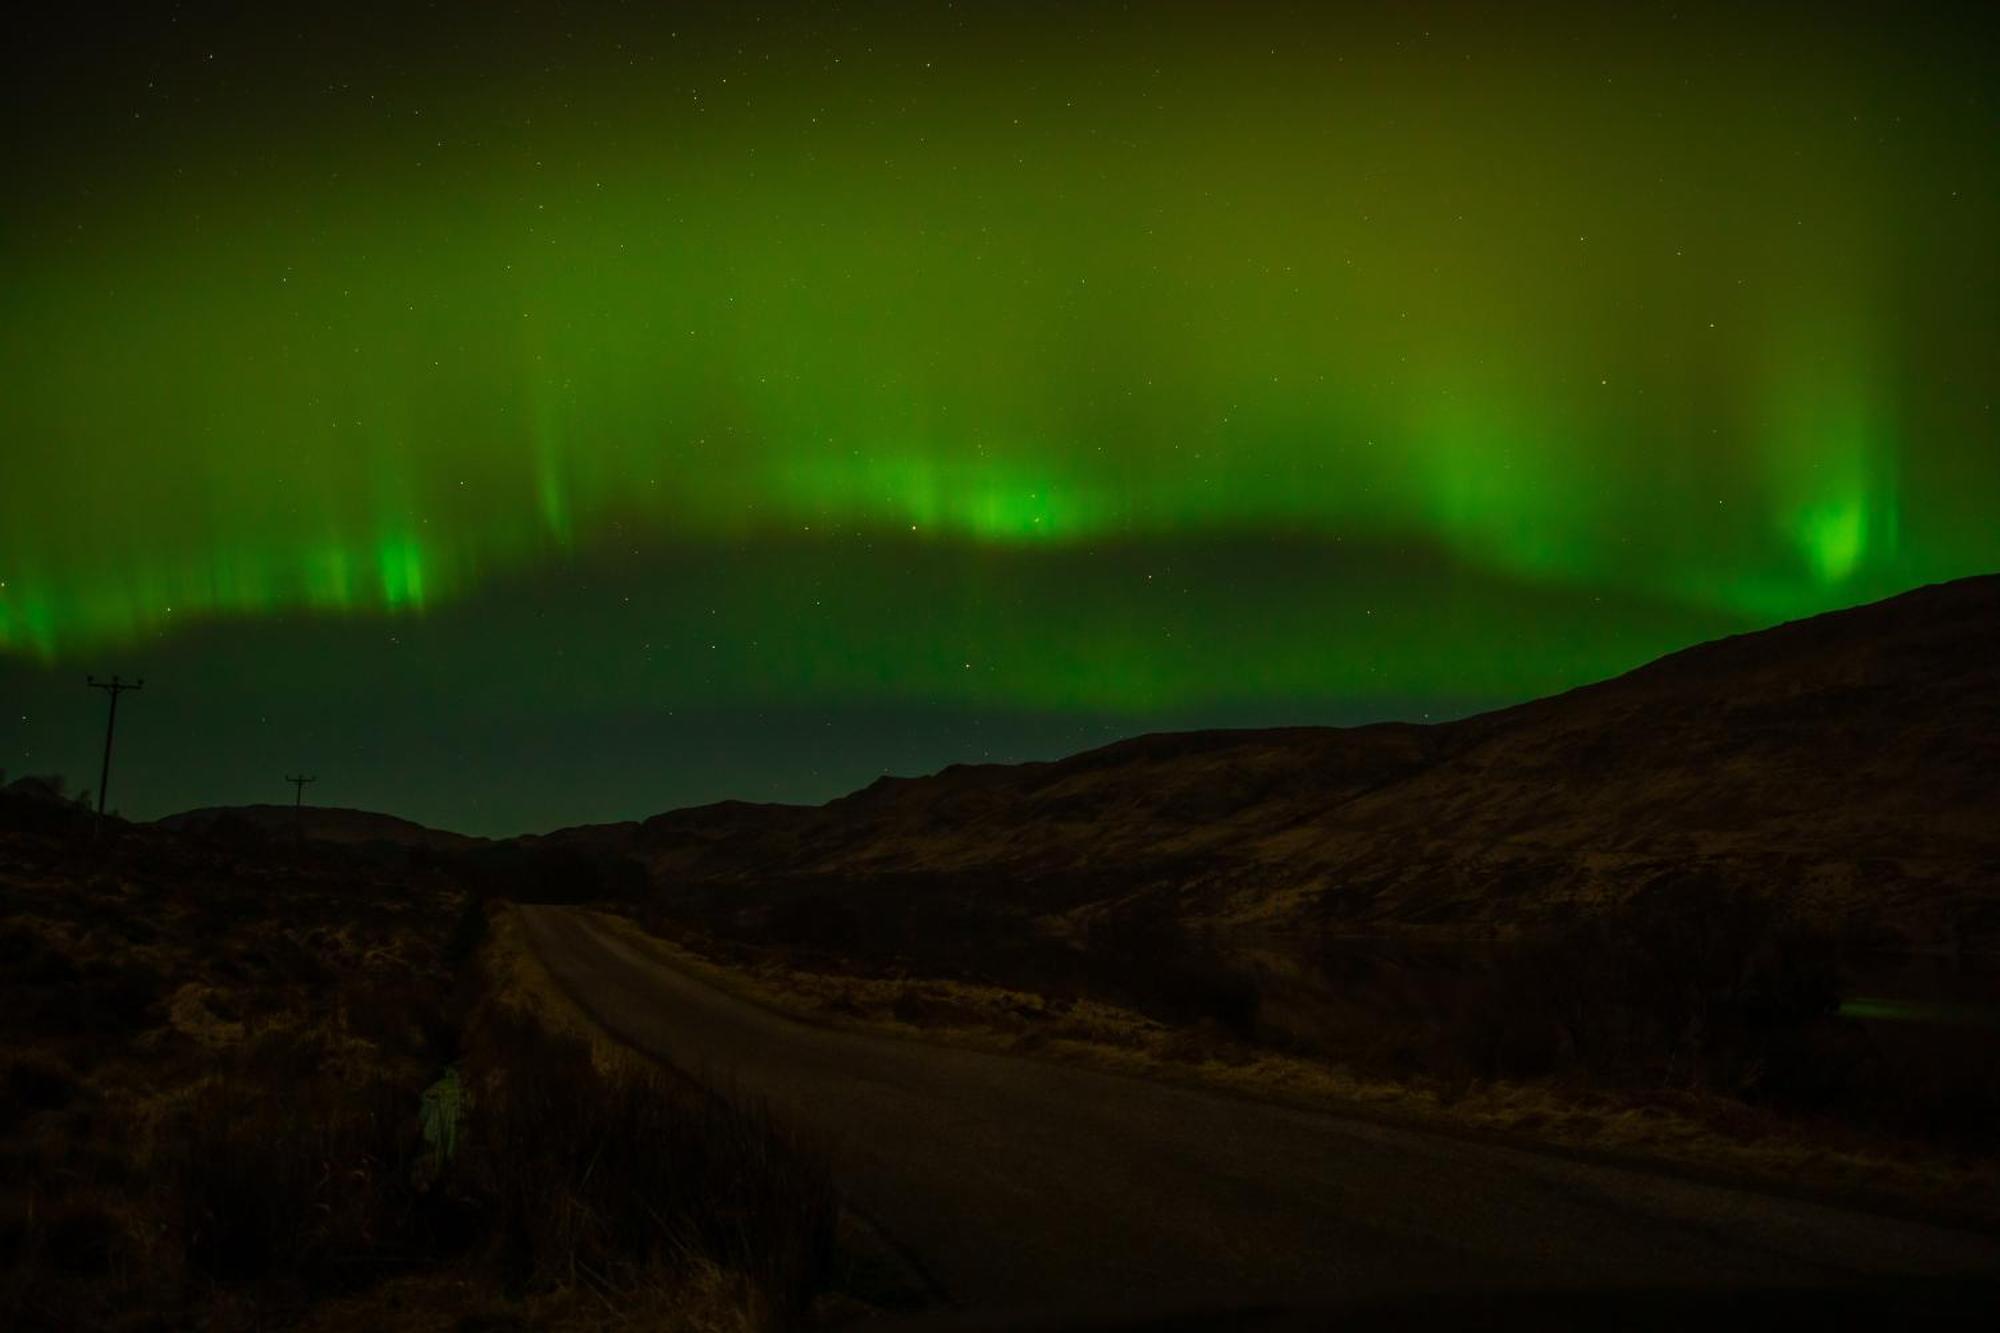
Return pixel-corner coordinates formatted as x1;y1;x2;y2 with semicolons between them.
2;1;1996;834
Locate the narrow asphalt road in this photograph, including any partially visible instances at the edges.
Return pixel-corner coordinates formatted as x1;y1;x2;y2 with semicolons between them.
517;905;2000;1316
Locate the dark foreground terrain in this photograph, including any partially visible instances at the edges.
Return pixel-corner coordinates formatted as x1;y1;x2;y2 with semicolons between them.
0;800;838;1330
520;905;2000;1317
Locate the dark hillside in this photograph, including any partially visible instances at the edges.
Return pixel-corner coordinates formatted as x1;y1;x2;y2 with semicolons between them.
560;575;2000;951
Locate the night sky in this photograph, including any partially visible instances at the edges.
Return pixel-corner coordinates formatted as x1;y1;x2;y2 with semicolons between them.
3;2;1996;835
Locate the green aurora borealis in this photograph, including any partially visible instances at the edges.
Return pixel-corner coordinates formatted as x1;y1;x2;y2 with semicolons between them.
3;2;1997;831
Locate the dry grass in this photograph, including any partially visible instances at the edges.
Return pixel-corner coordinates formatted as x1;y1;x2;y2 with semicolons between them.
455;1003;836;1324
479;905;934;1322
0;813;845;1330
480;902;665;1083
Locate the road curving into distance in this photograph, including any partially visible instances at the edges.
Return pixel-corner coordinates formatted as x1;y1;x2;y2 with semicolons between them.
516;904;2000;1318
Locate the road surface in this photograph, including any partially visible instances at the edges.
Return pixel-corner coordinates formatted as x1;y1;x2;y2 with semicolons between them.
517;905;2000;1317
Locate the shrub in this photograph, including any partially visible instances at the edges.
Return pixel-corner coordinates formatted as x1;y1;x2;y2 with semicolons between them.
444;891;492;966
466;1011;836;1314
0;1051;81;1132
1444;874;1843;1096
166;1074;424;1289
1084;915;1262;1040
37;1197;131;1277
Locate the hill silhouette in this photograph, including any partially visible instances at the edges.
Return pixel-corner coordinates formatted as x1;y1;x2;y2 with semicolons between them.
155;803;485;852
542;574;2000;950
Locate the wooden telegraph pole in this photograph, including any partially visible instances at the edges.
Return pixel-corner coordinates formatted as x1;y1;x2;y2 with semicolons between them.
285;773;317;845
85;674;143;836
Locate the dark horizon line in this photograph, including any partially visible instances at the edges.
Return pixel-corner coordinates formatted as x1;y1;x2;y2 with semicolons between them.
124;570;1997;844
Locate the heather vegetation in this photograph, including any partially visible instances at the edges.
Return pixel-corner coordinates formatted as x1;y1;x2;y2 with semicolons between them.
0;788;840;1330
1433;879;2000;1147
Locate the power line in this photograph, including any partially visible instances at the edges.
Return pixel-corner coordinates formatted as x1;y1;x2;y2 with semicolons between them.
85;674;143;834
285;773;317;844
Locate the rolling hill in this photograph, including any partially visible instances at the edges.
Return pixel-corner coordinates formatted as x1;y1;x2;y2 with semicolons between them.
155;803;486;852
546;574;2000;950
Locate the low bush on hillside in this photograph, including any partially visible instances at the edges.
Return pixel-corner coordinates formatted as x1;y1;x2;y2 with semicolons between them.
1442;874;1842;1092
1081;913;1263;1042
1413;875;2000;1146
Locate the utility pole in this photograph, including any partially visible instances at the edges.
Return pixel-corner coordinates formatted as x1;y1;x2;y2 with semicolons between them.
85;674;143;835
285;773;316;845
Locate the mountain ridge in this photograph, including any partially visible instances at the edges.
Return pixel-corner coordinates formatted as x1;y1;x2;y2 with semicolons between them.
549;574;2000;947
